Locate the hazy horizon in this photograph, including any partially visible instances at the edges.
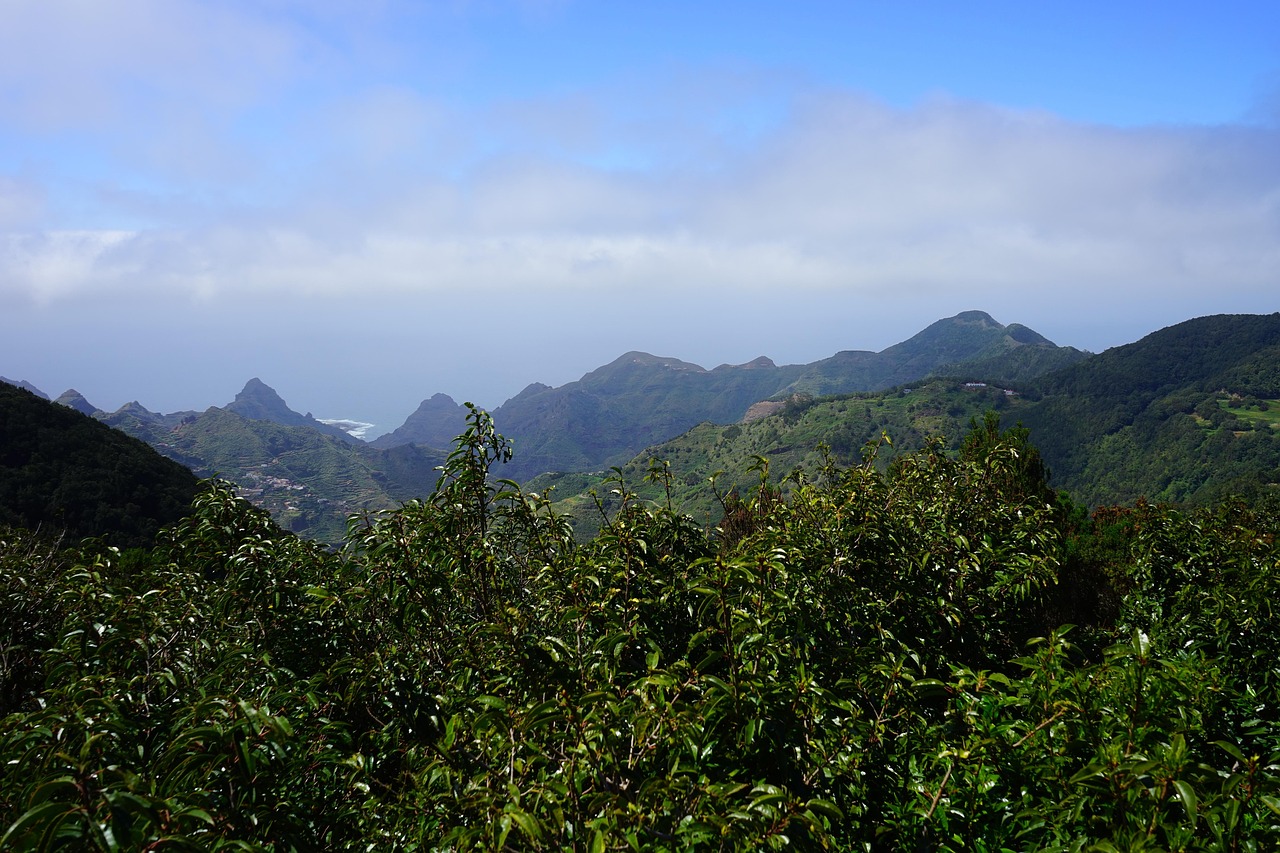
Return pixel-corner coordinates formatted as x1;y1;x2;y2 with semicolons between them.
0;305;1261;440
3;2;1277;433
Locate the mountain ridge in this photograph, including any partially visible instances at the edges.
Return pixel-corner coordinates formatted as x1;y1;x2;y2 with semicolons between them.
375;310;1085;479
538;312;1280;538
11;310;1280;545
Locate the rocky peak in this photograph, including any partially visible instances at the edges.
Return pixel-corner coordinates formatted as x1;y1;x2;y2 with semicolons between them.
55;389;99;416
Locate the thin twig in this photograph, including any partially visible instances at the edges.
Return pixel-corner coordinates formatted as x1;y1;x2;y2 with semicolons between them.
924;762;954;820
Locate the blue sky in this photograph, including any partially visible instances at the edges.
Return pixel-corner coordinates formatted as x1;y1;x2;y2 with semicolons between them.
2;1;1278;434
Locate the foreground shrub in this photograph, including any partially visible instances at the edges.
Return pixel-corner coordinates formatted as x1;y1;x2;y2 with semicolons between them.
3;411;1279;849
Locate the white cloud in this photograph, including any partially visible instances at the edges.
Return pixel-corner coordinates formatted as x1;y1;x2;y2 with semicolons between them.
1;30;1277;322
0;230;136;305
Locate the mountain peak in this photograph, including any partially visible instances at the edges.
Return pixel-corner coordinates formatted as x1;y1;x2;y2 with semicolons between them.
226;379;307;424
237;377;280;399
609;351;705;370
113;401;161;422
714;356;778;371
953;310;999;325
224;380;360;442
1005;323;1053;346
55;389;99;416
370;392;469;450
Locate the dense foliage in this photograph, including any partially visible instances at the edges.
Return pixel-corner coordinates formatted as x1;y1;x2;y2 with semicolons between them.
0;383;199;547
3;406;1280;850
1019;313;1280;505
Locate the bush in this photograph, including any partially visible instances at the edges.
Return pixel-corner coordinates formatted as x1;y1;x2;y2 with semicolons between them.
3;413;1279;849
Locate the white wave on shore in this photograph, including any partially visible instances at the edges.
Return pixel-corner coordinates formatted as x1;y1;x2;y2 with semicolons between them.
316;418;376;440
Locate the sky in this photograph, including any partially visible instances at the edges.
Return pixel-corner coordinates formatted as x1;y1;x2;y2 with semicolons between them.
2;0;1278;436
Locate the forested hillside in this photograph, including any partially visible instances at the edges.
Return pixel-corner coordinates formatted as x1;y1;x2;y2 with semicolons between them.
1018;313;1280;505
0;382;199;546
541;314;1280;534
104;403;446;543
3;408;1279;849
533;378;1021;539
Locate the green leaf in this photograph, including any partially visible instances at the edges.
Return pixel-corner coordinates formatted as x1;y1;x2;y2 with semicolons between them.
1172;779;1198;828
504;806;542;841
1214;740;1248;764
1069;762;1106;784
1;802;79;851
805;798;845;822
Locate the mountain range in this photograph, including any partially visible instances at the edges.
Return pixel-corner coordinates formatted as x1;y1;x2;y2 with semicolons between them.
92;386;447;543
5;309;1278;543
371;309;1087;480
2;376;447;543
533;312;1280;538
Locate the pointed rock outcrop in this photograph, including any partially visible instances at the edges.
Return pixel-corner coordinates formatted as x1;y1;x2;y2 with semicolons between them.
224;378;359;442
55;389;99;416
371;393;469;450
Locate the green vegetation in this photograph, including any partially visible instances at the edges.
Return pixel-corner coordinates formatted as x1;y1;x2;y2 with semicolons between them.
533;379;1020;540
542;315;1280;531
385;311;1082;481
105;405;446;543
0;382;199;546
4;408;1280;849
1018;314;1280;507
1218;397;1280;429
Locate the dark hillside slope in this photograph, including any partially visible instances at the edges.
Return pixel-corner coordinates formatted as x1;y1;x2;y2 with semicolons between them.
1020;313;1280;505
536;378;1029;539
488;352;805;478
1037;314;1280;402
0;383;199;545
0;377;48;399
786;310;1079;395
370;392;470;450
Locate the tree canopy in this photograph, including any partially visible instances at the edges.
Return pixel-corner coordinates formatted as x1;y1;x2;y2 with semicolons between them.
2;408;1279;850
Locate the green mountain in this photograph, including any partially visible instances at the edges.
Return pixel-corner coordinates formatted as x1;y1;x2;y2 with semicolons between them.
783;309;1084;395
382;310;1083;481
225;377;359;442
0;382;200;546
369;392;470;449
538;313;1280;537
1017;312;1280;505
532;378;1027;539
101;390;447;543
54;388;100;416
